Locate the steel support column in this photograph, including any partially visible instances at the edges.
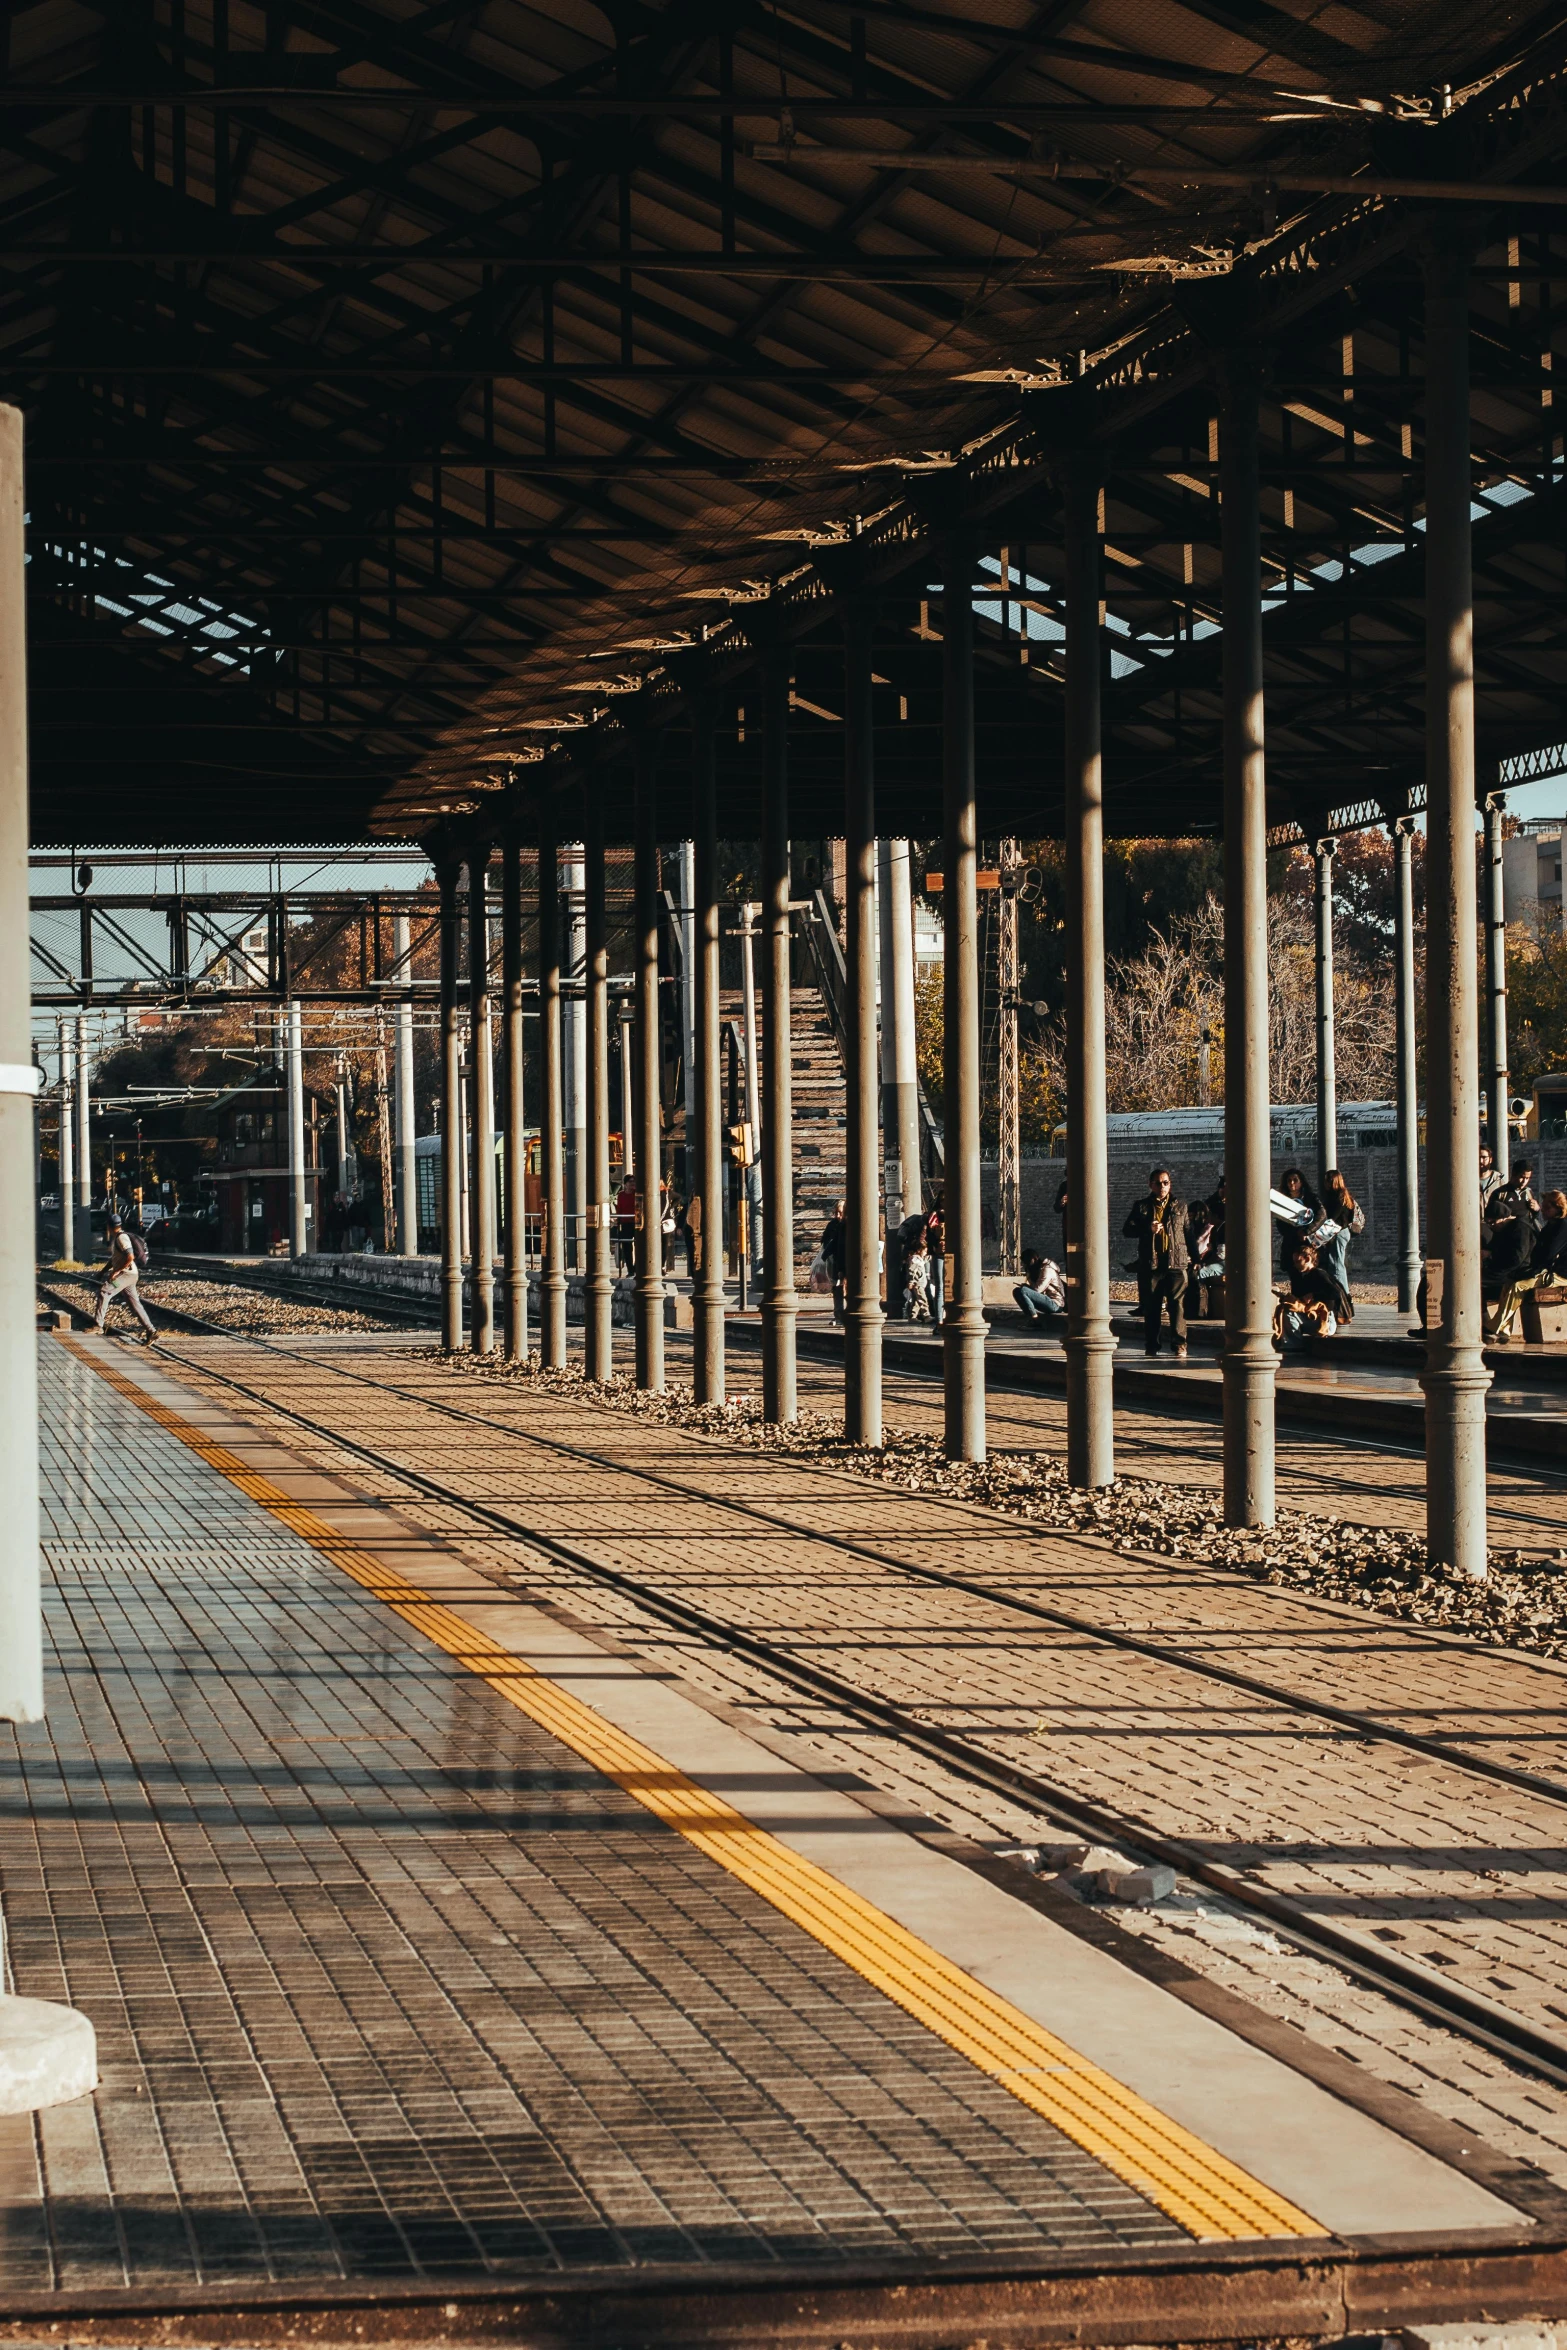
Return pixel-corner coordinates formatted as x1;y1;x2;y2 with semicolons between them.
941;540;986;1463
467;852;495;1355
1422;240;1491;1578
75;1012;89;1215
1393;817;1422;1316
538;795;568;1368
633;736;666;1392
563;842;586;1269
760;649;797;1423
692;700;726;1404
0;403;43;1721
1218;354;1277;1527
843;603;882;1447
438;862;464;1350
499;834;529;1360
287;999;307;1258
877;839;921;1224
393;912;418;1255
584;791;614;1382
1314;838;1338;1191
1484;792;1510;1179
58;1021;74;1262
1063;465;1115;1489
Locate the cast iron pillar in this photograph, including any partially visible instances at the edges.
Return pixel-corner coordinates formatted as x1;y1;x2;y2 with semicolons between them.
1393;817;1422;1316
501;832;529;1360
941;539;986;1462
633;735;666;1391
584;790;615;1381
437;860;464;1349
1314;837;1338;1191
1218;352;1277;1527
58;1021;75;1262
1063;465;1116;1488
287;999;307;1257
467;851;496;1354
1421;239;1491;1578
692;700;727;1404
0;404;42;1721
393;912;418;1255
760;648;797;1422
75;1012;89;1219
1483;791;1510;1179
877;839;921;1223
538;794;568;1368
843;604;883;1446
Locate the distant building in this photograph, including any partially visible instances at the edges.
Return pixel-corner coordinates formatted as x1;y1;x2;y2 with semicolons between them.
1503;816;1565;931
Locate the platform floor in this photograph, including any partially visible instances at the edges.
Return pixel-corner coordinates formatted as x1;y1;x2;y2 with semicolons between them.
3;1335;1546;2302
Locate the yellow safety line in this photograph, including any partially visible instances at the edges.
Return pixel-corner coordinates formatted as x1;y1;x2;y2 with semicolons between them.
64;1339;1324;2245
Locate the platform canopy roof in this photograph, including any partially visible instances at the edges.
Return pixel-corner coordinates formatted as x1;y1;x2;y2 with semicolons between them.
11;0;1567;852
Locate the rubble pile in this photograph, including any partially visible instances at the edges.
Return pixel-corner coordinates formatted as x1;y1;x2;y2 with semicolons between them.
446;1354;1567;1660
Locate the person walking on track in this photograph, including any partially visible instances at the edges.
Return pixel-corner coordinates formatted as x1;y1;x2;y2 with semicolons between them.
92;1215;157;1344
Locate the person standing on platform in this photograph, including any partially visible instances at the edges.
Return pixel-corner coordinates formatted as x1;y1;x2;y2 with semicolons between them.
1275;1167;1322;1272
819;1200;847;1324
1124;1167;1188;1359
1319;1170;1365;1310
925;1191;946;1331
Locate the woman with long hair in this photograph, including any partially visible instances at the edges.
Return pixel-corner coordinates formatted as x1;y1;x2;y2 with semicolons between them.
1275;1167;1321;1273
1319;1169;1365;1312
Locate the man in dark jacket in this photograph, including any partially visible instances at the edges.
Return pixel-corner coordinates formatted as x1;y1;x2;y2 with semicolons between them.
1123;1166;1188;1358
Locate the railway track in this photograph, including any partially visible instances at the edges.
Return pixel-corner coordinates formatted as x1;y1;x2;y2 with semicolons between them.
81;1310;1567;2103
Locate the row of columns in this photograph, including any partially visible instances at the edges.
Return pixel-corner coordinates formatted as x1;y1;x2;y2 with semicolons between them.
425;241;1490;1577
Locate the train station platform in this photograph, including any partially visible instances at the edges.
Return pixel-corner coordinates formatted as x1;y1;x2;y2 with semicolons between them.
9;1330;1567;2343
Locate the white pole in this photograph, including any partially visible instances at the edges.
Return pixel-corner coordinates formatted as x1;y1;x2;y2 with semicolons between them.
58;1019;75;1262
288;1000;307;1255
0;403;44;1722
394;911;418;1252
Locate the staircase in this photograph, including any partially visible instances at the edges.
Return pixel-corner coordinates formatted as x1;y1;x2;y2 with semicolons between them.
722;984;847;1264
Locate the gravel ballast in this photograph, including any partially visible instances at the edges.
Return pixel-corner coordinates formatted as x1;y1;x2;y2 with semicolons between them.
437;1353;1567;1661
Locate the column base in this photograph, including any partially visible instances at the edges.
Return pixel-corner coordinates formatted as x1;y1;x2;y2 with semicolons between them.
761;1294;798;1424
942;1303;987;1462
1421;1348;1491;1577
1220;1337;1277;1528
844;1300;884;1447
0;1995;96;2115
1064;1325;1116;1489
692;1289;726;1405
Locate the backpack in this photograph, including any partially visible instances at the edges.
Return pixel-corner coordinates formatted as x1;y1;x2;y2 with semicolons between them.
128;1230;150;1269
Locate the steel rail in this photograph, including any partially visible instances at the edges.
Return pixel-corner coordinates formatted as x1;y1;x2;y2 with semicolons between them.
139;1310;1567;1812
74;1309;1567;2099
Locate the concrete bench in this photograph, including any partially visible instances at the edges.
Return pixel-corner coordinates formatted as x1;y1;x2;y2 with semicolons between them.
1522;1281;1567;1346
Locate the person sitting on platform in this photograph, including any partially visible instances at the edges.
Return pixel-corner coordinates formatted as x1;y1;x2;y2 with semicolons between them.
1013;1248;1066;1325
1124;1166;1188;1360
1483;1185;1543;1336
1273;1236;1349;1351
1488;1189;1567;1343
